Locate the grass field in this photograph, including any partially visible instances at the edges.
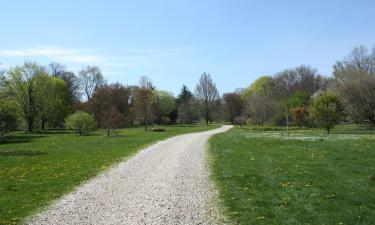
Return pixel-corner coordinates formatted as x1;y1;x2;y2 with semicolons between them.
0;125;219;225
209;125;375;225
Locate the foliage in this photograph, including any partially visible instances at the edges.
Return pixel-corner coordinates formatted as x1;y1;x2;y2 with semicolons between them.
88;83;132;126
37;75;70;129
291;107;309;128
65;111;96;136
151;90;176;124
0;100;19;137
49;62;81;108
311;91;343;133
8;62;46;132
241;76;272;99
223;92;243;125
177;85;199;123
99;107;125;136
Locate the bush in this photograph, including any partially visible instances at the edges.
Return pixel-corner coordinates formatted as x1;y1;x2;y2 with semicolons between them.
65;111;96;136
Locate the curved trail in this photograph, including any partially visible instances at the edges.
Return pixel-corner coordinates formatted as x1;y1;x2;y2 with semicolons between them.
28;125;232;225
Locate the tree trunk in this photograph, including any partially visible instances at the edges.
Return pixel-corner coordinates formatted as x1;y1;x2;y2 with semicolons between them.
28;120;33;132
285;109;289;136
205;100;209;125
41;117;46;130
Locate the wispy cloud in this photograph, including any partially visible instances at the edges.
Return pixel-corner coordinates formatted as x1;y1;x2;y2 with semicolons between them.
0;46;189;66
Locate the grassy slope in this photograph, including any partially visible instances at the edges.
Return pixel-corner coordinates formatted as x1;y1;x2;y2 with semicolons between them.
0;125;219;225
210;125;375;225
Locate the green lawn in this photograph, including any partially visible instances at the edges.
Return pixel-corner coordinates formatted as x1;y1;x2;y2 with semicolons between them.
0;125;219;225
209;125;375;225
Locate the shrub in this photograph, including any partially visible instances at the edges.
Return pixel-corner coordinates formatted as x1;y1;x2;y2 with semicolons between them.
65;111;96;136
311;91;343;133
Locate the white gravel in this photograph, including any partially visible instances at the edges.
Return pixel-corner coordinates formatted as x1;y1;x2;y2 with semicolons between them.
27;125;232;225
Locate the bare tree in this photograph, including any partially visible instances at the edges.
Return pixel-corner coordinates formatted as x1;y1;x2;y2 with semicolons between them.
246;94;277;126
269;65;328;100
79;66;105;100
0;64;7;100
139;76;155;90
49;62;66;77
333;45;375;125
195;73;220;125
134;77;154;130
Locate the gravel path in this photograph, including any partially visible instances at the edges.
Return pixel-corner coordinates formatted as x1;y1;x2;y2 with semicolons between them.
27;125;232;225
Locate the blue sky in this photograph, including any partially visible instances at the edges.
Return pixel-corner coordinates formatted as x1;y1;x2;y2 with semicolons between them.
0;0;374;95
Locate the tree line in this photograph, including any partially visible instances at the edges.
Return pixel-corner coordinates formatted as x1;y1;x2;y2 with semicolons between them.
0;45;374;135
222;45;375;133
0;62;222;136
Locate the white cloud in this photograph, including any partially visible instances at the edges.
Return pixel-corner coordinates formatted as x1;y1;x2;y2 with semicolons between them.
0;46;192;74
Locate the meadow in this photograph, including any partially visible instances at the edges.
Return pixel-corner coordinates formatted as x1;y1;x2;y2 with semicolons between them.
210;125;375;225
0;125;219;225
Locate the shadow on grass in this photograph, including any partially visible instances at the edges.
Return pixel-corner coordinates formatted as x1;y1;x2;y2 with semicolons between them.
0;135;47;145
0;149;46;157
34;129;72;135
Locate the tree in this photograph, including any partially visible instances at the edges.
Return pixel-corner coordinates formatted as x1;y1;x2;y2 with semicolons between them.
88;83;132;126
65;111;96;136
234;116;246;127
333;45;375;125
46;77;70;128
8;62;45;132
139;76;155;90
269;65;327;100
177;85;199;124
49;63;80;108
0;64;7;101
291;107;309;128
34;74;69;129
241;76;272;99
0;101;19;138
99;107;125;136
79;66;105;100
223;92;243;124
59;71;80;106
311;91;343;133
134;77;154;130
49;62;66;77
246;94;277;125
195;73;220;125
151;90;175;125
